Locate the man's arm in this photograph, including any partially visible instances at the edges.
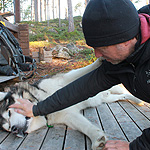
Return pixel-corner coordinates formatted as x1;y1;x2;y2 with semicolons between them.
33;64;119;116
10;63;120;117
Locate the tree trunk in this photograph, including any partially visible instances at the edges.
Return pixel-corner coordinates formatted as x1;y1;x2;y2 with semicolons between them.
34;0;38;21
44;0;46;20
52;0;55;19
47;0;50;20
67;0;74;32
31;0;33;20
2;0;5;12
14;0;20;23
40;0;42;21
58;0;61;27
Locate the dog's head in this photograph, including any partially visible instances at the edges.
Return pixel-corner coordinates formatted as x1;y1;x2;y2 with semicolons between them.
0;90;33;137
0;85;47;137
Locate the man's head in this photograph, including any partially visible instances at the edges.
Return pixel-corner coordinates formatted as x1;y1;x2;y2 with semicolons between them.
94;37;137;64
82;0;140;47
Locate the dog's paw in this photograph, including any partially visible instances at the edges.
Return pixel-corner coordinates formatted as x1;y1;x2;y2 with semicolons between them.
92;136;106;150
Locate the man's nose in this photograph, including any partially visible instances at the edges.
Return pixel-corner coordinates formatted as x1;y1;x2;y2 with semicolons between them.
94;49;103;58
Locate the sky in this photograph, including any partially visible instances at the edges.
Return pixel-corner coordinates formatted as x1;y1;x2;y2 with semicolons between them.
60;0;147;19
6;0;148;22
132;0;147;9
25;0;148;19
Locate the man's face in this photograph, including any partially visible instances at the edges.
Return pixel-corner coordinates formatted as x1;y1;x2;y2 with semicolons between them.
94;39;136;64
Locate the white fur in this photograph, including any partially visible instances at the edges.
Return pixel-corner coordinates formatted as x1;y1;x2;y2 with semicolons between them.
0;58;143;150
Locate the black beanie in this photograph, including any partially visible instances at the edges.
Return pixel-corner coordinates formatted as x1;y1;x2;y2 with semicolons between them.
82;0;140;47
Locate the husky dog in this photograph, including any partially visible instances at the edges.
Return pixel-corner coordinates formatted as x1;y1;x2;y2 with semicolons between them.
0;59;142;150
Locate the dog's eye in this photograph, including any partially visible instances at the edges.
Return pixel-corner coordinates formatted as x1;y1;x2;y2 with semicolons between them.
25;117;30;120
8;110;11;117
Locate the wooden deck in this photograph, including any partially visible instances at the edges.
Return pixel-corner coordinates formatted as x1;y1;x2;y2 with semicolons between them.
0;76;18;83
0;100;150;150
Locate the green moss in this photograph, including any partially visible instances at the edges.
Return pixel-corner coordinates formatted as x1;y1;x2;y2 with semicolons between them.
21;16;84;43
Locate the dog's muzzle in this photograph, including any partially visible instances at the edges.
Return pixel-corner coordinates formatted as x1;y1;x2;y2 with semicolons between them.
11;117;30;138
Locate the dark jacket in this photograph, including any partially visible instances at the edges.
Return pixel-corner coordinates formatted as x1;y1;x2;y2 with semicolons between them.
33;5;150;150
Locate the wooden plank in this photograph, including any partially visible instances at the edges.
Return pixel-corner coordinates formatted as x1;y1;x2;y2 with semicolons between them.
118;101;150;130
41;125;66;150
64;127;85;150
84;108;103;150
0;75;18;83
0;130;9;143
131;101;150;119
64;111;85;150
18;127;48;150
97;103;127;141
108;102;142;142
0;133;26;150
0;12;14;18
0;16;19;33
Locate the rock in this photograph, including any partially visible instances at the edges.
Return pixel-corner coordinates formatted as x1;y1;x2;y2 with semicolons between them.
66;43;80;55
51;45;71;59
48;28;58;34
61;23;66;27
51;44;80;59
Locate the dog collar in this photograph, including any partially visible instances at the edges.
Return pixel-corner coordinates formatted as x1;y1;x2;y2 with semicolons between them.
45;116;54;128
46;123;54;128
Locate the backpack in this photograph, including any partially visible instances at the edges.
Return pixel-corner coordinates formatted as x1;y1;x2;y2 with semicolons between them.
0;22;36;80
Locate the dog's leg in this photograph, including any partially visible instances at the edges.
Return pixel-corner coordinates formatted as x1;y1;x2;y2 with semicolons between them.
76;91;143;111
63;112;106;150
99;92;143;105
109;84;143;105
63;58;103;83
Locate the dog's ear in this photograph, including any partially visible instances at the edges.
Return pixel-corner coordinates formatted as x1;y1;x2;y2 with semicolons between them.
0;92;7;101
0;92;15;113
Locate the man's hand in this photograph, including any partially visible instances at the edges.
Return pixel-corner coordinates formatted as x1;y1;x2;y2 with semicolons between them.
9;99;34;117
103;140;129;150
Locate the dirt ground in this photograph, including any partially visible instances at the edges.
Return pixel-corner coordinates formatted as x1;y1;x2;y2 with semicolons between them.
0;57;91;91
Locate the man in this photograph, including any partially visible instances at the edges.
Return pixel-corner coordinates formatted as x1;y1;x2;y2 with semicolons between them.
10;0;150;149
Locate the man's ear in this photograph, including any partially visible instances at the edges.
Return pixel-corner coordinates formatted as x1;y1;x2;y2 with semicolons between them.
124;37;137;46
124;40;131;46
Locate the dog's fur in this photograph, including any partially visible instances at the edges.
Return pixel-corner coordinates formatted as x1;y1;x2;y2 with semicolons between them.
0;59;143;150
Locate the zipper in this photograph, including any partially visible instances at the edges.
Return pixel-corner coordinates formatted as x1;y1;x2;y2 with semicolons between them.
133;75;136;92
131;63;149;100
130;63;136;93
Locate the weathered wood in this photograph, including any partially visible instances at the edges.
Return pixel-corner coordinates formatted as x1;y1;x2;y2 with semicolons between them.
19;24;29;56
0;133;26;150
0;130;9;142
0;101;150;149
108;102;142;142
84;107;103;150
119;101;150;130
18;127;48;150
97;103;127;141
64;127;85;150
0;76;18;83
0;12;14;18
41;125;66;150
131;101;150;118
0;16;19;33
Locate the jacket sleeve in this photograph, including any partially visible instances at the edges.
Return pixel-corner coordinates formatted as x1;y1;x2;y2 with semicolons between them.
129;128;150;150
33;63;120;116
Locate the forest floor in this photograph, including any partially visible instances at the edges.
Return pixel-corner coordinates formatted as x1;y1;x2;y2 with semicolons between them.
0;51;94;91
